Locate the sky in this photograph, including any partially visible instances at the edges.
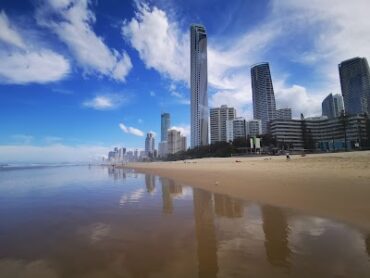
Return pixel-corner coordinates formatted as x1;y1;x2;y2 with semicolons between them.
0;0;369;162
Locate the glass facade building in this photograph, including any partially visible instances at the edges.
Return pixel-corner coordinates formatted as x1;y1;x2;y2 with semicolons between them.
161;113;171;142
339;57;370;115
251;63;277;134
322;93;344;119
190;24;209;148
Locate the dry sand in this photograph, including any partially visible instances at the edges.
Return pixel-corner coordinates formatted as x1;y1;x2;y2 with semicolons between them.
124;151;370;230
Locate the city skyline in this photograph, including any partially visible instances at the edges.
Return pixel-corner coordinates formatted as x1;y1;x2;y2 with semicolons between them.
1;0;370;162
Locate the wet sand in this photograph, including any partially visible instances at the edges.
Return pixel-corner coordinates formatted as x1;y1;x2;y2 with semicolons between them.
125;151;370;231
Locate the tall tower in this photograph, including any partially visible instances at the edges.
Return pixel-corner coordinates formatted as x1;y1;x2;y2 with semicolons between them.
339;57;370;115
190;24;209;148
251;63;276;134
161;113;171;142
145;132;155;156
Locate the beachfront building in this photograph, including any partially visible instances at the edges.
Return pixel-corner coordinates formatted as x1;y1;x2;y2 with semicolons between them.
126;151;134;161
246;119;262;137
322;93;344;118
145;132;155;157
275;108;292;120
167;129;187;155
158;141;168;158
190;24;209;148
251;62;277;134
226;117;247;142
210;105;236;144
161;113;171;142
270;114;369;151
339;57;370;115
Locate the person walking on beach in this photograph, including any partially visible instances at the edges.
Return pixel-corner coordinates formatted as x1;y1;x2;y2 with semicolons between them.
286;152;291;160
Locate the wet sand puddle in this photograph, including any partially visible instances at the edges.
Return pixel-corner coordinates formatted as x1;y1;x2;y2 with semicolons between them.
0;166;369;277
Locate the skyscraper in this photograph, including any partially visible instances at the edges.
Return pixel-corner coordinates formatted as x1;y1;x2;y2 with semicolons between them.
145;132;155;156
190;24;209;148
161;113;171;142
210;105;236;144
322;93;344;118
251;63;277;134
339;57;370;115
167;129;187;155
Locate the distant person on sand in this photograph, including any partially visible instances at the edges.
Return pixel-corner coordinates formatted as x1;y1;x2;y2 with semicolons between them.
286;153;291;160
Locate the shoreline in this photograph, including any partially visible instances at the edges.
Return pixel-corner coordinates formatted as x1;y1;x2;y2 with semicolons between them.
122;151;370;231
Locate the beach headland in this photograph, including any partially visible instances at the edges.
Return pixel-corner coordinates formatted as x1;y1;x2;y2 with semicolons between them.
123;151;370;230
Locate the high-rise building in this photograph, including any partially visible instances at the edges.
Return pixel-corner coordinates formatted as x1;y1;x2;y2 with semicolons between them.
210;105;236;144
145;132;155;156
190;24;209;148
333;94;344;116
322;93;344;118
226;117;247;142
339;57;370;115
275;108;292;120
161;113;171;142
251;63;277;134
246;119;262;137
167;129;187;154
158;141;168;158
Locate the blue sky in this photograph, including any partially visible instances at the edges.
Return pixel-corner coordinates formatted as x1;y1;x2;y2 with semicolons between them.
0;0;369;162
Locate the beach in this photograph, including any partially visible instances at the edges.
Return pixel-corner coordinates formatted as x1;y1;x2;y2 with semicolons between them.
126;151;370;230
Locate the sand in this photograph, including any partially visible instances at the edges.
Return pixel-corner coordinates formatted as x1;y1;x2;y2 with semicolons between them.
124;151;370;230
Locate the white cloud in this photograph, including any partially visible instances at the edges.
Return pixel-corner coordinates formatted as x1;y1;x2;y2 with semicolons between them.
0;49;70;84
274;82;325;118
0;11;70;84
119;123;144;137
83;94;128;110
0;144;111;163
122;3;188;82
0;11;26;48
149;91;156;97
36;0;132;81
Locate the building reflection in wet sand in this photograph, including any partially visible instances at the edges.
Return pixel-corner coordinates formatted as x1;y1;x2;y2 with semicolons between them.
262;205;291;268
193;188;219;278
107;166;126;181
160;178;183;214
145;174;155;193
214;193;243;218
366;235;370;257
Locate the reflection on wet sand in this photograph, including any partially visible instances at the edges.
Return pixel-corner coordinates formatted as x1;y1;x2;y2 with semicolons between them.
1;167;370;277
262;205;291;268
145;174;155;193
160;178;183;214
366;235;370;257
193;188;219;278
214;193;244;218
107;166;126;180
